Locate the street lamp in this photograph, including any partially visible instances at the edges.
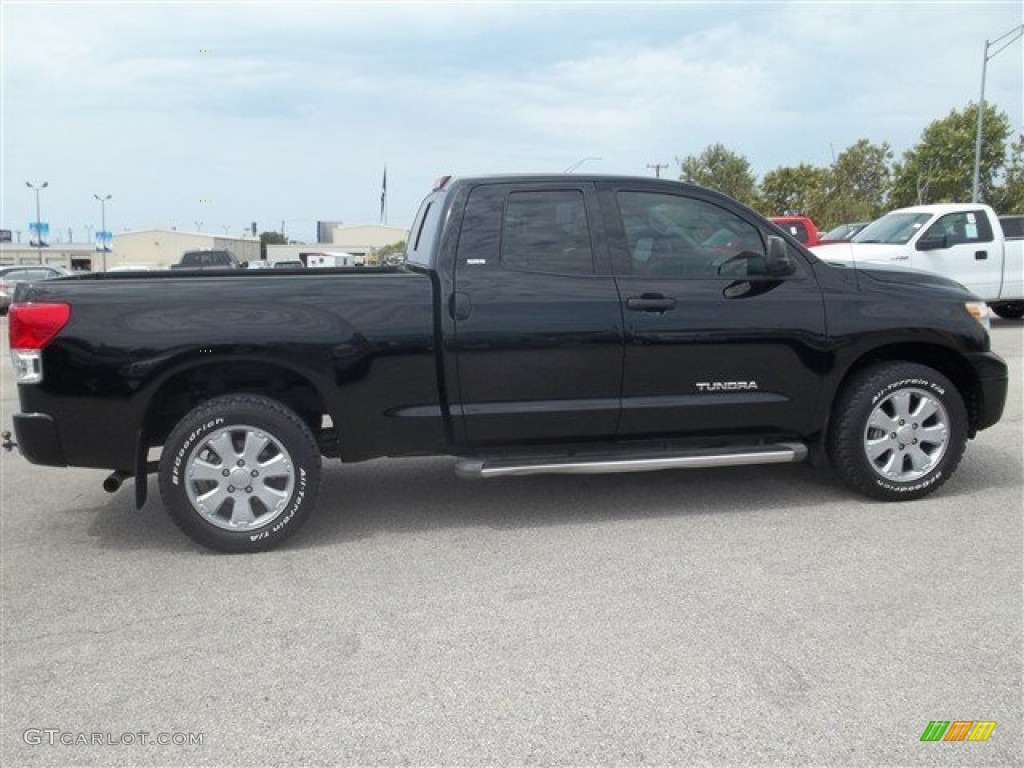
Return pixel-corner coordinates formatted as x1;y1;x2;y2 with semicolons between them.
94;194;112;271
971;24;1023;203
25;181;48;262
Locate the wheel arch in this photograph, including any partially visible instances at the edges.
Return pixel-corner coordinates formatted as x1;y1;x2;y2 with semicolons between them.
140;358;330;451
828;343;983;437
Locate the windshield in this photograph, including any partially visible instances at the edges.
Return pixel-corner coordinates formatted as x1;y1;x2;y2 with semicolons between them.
852;213;932;245
822;222;866;241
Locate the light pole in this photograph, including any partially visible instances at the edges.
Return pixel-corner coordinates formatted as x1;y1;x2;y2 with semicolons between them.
646;162;668;178
26;181;48;262
94;194;112;271
971;24;1023;203
564;156;601;173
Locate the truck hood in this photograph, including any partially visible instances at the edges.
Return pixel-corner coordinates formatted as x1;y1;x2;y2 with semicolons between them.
855;264;970;294
810;242;912;263
813;250;973;297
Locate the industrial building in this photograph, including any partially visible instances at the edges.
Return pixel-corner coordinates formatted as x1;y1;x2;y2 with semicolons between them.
0;230;259;271
0;223;407;271
265;224;408;266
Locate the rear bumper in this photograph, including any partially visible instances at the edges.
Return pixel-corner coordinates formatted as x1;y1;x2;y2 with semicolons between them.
12;413;67;467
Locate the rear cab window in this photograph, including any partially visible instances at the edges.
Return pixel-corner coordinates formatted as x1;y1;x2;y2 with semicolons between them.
1000;216;1024;240
455;182;603;276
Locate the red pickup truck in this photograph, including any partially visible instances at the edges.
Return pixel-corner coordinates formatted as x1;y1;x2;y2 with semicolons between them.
769;216;820;247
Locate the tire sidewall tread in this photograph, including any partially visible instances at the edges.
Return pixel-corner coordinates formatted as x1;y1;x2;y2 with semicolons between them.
828;362;968;501
158;394;321;553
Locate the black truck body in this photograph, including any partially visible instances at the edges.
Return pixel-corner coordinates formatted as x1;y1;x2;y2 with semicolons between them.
8;175;1008;552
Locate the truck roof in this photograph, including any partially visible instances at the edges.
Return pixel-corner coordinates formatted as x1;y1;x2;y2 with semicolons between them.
886;202;997;216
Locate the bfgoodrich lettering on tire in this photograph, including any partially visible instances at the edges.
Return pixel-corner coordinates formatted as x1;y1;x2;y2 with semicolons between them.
828;362;968;501
158;394;321;552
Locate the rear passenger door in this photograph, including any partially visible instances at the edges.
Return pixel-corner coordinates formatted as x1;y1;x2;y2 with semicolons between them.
451;182;624;446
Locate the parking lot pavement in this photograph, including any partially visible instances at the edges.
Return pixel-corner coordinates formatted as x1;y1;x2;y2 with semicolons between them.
1;319;1021;766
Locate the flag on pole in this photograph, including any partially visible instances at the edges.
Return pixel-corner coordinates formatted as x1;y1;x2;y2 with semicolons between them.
380;165;387;224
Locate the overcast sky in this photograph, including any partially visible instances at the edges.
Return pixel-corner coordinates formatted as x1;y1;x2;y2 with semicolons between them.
2;1;1022;244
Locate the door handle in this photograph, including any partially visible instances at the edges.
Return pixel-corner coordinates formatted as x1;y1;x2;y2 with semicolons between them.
626;294;677;312
975;251;988;260
891;255;910;261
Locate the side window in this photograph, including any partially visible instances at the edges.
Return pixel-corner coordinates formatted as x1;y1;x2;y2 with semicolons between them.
501;190;593;275
923;211;994;245
616;192;766;278
1001;216;1023;239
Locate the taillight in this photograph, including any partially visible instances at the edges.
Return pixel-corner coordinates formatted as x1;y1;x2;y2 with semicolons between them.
9;302;70;384
10;302;70;349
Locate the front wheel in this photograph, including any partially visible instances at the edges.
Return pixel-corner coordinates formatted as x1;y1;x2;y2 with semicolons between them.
828;363;967;501
158;394;321;552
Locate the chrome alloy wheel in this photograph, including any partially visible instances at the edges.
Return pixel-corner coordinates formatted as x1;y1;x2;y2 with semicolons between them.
863;387;950;483
184;425;295;531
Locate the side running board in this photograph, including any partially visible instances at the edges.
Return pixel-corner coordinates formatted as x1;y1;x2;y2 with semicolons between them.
456;442;808;479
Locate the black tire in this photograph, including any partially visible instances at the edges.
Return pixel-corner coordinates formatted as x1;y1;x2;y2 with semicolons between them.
158;394;321;552
827;362;967;501
991;303;1024;320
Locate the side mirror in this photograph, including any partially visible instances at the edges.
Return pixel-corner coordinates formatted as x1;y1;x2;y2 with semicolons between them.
765;236;797;277
916;234;947;251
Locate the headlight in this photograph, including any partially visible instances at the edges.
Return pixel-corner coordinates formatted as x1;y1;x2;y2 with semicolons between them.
965;301;991;330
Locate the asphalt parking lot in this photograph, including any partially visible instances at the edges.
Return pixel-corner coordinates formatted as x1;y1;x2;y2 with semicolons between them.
1;318;1021;766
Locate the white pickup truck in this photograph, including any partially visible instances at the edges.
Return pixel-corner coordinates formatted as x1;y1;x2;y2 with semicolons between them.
811;204;1024;319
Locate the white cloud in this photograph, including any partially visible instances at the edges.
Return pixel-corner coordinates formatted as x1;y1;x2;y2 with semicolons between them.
3;1;1021;239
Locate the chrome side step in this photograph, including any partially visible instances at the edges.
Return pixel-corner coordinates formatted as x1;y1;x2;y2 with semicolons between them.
456;442;808;479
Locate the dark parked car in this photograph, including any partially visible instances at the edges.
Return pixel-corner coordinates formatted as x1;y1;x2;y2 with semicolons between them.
170;249;242;270
0;265;71;314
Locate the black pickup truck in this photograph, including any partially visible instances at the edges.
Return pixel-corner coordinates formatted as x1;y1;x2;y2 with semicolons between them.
7;175;1008;552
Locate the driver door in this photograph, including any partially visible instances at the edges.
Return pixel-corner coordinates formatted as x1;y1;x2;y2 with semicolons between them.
597;183;828;438
911;209;1003;300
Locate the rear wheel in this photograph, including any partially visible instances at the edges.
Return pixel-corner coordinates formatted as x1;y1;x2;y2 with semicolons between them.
828;363;967;501
158;394;321;552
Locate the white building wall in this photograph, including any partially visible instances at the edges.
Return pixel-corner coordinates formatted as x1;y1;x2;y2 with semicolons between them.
113;230;259;269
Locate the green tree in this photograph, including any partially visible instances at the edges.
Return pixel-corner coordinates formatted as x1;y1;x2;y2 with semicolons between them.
992;134;1024;214
259;230;287;260
678;143;759;207
891;102;1011;206
374;240;407;264
759;163;829;217
376;240;406;257
830;139;893;222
